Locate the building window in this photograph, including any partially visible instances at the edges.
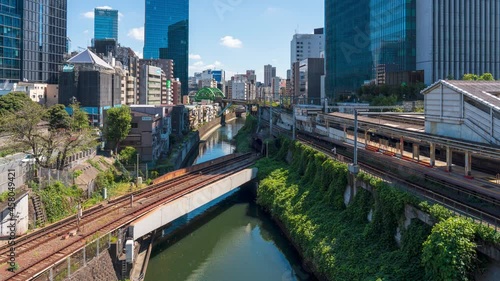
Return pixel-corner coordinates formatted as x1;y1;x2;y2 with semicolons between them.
131;123;138;128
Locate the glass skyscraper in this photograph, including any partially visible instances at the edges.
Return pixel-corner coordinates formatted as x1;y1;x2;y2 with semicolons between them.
325;0;372;99
144;0;188;95
325;0;417;99
370;1;416;79
144;0;188;60
94;8;118;41
0;0;22;81
0;0;67;83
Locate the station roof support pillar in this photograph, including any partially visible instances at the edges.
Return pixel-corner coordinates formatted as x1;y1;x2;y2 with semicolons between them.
429;142;436;167
446;146;453;172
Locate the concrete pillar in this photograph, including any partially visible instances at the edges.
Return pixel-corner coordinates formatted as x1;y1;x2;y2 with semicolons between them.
429;143;436;167
364;131;368;147
465;151;472;177
413;144;420;161
400;136;404;157
446;146;453;172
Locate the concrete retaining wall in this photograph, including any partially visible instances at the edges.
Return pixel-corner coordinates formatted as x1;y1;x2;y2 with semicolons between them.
67;250;118;281
0;191;29;237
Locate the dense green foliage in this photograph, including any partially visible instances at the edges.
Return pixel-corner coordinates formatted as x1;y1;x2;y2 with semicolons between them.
119;146;138;165
462;73;495;81
104;106;132;152
234;115;257;153
355;83;426;105
0;92;34;116
38;181;83;223
253;139;497;280
422;218;477;281
46;104;71;130
69;102;90;130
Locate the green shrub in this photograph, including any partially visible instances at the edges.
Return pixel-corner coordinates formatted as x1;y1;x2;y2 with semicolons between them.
422;217;477;281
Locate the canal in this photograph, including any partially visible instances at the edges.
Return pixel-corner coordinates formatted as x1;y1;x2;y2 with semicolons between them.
145;118;315;281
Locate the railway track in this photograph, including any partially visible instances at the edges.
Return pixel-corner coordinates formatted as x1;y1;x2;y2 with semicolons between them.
1;153;257;281
296;134;500;226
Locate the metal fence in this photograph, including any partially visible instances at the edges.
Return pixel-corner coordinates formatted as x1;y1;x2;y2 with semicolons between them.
31;231;114;281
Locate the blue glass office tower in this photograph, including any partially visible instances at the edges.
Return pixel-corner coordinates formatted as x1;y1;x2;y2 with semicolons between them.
0;0;67;83
144;0;188;60
0;0;22;81
370;1;416;80
325;0;416;100
325;0;371;99
144;0;188;95
94;8;118;41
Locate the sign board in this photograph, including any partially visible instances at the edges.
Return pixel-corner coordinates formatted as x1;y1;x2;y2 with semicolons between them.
142;116;152;121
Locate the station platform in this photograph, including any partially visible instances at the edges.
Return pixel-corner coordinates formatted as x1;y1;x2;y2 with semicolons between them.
342;134;500;202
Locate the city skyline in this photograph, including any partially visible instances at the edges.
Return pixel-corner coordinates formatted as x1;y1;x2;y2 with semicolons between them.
67;0;324;81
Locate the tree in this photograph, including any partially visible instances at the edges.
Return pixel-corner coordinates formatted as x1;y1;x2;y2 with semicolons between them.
478;72;495;81
46;104;71;130
2;101;46;165
105;106;132;153
69;102;90;130
2;101;96;170
119;146;137;165
462;73;495;81
0;92;34;116
462;73;479;81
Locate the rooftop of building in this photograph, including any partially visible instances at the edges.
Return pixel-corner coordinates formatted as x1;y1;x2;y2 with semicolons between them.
66;49;114;70
422;80;500;111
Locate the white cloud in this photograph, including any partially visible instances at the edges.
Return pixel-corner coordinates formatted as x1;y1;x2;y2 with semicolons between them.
83;30;89;35
82;11;94;19
220;36;243;49
127;27;144;41
189;54;202;60
118;12;124;21
133;50;143;59
189;60;225;73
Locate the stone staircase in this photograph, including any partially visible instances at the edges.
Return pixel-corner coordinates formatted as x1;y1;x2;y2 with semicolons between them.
31;194;46;227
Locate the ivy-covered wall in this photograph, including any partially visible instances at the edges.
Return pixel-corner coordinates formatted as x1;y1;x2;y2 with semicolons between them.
255;139;500;281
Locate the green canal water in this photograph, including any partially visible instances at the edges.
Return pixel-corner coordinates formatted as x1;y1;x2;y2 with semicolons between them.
145;119;315;281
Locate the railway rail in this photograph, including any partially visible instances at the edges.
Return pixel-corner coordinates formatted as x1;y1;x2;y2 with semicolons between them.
296;133;500;228
1;153;257;280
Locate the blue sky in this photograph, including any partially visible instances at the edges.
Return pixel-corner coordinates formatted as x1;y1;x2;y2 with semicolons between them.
68;0;324;81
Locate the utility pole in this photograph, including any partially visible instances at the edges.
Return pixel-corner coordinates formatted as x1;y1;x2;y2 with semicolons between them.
269;105;273;137
348;109;359;175
292;105;296;140
136;153;139;186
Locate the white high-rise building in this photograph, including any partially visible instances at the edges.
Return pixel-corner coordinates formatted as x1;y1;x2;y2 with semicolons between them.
232;81;247;100
291;28;324;66
290;28;324;102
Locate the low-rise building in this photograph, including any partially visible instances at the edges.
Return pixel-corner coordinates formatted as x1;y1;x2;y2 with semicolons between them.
121;111;163;162
422;80;500;146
